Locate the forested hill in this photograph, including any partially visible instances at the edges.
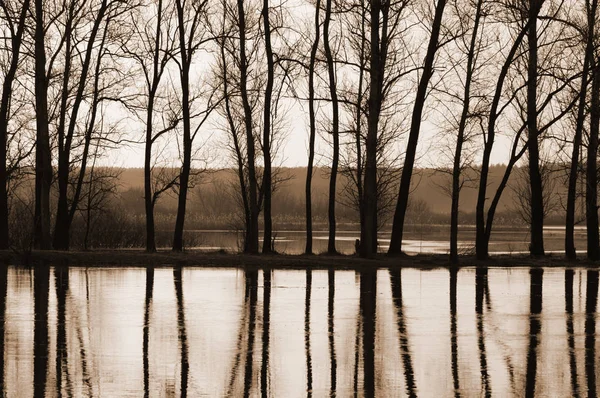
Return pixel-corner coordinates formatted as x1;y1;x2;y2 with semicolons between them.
116;165;569;228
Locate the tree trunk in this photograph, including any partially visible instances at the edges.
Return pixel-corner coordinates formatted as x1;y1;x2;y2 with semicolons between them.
360;0;384;258
323;0;339;254
144;0;164;253
566;0;596;259
237;0;259;254
527;0;544;257
587;55;600;260
450;0;483;263
389;0;447;255
0;0;29;249
305;0;321;255
173;0;192;252
33;0;52;250
262;0;274;254
475;23;530;260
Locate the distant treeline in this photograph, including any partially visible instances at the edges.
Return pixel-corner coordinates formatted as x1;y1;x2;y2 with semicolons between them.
7;164;571;251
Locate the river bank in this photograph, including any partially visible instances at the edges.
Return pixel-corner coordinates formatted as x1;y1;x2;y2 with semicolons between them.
0;249;597;269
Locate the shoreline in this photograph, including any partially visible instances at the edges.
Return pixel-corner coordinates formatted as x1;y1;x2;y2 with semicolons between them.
1;249;598;269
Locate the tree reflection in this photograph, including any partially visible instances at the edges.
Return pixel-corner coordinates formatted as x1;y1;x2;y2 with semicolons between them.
565;269;579;398
305;270;312;397
360;269;376;398
34;264;50;398
261;269;271;398
143;267;154;398
450;267;460;398
585;270;598;397
55;265;70;396
389;268;416;398
0;264;7;395
243;269;258;398
173;266;188;397
328;269;336;396
475;267;490;398
525;268;543;398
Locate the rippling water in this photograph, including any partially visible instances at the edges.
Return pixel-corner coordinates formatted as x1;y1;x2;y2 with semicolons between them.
2;265;600;397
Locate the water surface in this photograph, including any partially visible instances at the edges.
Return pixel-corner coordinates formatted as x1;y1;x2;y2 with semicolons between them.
2;265;599;397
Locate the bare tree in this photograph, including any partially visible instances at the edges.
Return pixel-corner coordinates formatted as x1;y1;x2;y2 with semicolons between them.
323;0;340;255
388;0;448;255
237;0;260;253
304;0;321;254
566;0;596;259
33;0;52;250
448;0;485;263
0;0;29;250
122;0;178;252
261;0;275;253
527;0;545;256
172;0;216;252
53;0;116;250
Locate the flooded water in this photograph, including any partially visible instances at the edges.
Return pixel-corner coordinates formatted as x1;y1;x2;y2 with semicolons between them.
2;265;600;397
187;225;588;255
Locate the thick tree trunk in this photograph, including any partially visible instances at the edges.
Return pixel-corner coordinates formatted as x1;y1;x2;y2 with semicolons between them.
0;0;28;249
527;0;544;257
566;13;594;258
173;0;192;252
323;0;339;254
237;0;259;253
450;0;483;263
33;0;52;250
305;0;321;255
361;0;383;258
389;0;447;255
587;56;600;260
262;0;274;254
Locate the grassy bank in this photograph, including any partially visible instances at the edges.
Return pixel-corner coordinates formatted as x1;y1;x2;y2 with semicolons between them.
0;249;597;269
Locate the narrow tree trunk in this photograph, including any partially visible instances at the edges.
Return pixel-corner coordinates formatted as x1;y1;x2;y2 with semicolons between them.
475;23;530;259
33;0;52;250
144;0;164;253
355;0;366;250
566;1;595;259
527;0;544;257
237;0;259;253
305;0;321;255
323;0;339;254
389;0;447;255
587;55;600;260
0;0;29;249
173;0;192;252
144;124;157;253
219;18;250;253
450;0;483;263
262;0;274;254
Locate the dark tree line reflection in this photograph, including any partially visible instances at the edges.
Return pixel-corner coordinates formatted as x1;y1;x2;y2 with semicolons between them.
2;266;600;396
